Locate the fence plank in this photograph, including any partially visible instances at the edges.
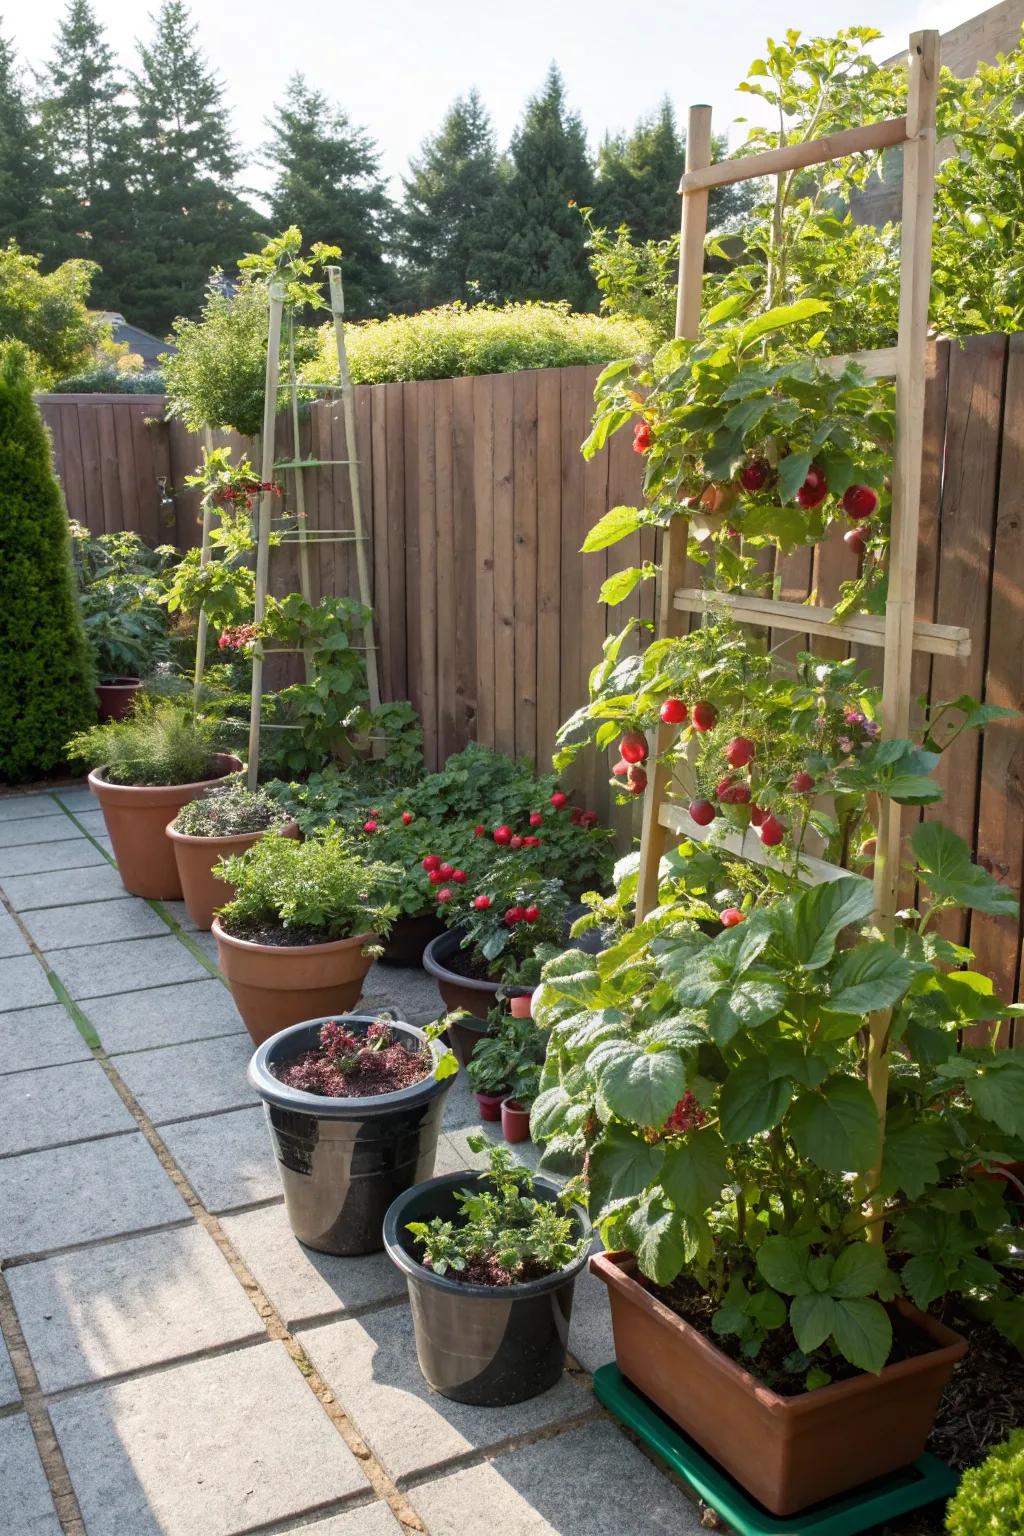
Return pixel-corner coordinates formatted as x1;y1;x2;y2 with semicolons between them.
473;376;496;751
513;370;539;762
416;383;439;769
536;369;563;767
384;382;407;701
558;368;589;784
452;375;477;747
402;384;423;734
492;373;516;759
434;378;457;764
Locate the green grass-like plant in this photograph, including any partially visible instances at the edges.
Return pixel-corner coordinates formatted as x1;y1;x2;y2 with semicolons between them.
172;781;288;838
66;700;224;787
215;827;398;942
945;1432;1024;1534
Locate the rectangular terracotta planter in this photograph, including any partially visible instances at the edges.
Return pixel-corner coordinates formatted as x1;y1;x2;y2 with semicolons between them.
591;1250;966;1517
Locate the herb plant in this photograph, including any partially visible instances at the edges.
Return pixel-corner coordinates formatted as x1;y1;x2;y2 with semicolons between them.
65;700;225;787
215;827;398;943
172;781;290;838
465;1007;546;1103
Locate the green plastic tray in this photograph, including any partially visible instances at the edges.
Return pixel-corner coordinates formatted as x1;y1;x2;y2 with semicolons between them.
593;1364;958;1536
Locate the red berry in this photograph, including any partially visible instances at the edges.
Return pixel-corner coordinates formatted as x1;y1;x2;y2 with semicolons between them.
472;894;491;911
796;464;828;509
660;697;688;725
474;824;485;837
494;825;512;845
633;420;652;454
790;770;815;794
750;804;766;827
692;701;717;732
550;791;568;809
842;484;878;520
523;905;540;923
428;869;445;885
371;810;381;817
726;736;755;768
860;837;877;857
523;835;541;847
619;731;648;764
579;810;599;829
422;855;441;872
570;807;583;825
716;775;737;801
844;526;867;557
452;869;467;883
611;760;629;779
720;907;745;928
719;780;751;805
436;887;454;903
363;819;378;833
510;835;524;849
439;863;454;879
739;459;769;492
689;798;716;826
529;811;543;828
758;814;785;847
626;766;647;794
505;906;524;926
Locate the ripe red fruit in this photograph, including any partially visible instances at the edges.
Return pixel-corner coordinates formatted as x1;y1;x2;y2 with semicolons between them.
718;780;751;806
550;791;568;809
474;824;485;837
750;804;766;827
422;855;441;871
790;770;815;794
611;760;629;779
428;869;445;885
758;814;785;847
510;835;524;849
726;735;755;768
689;798;716;826
529;811;543;828
720;907;745;928
660;697;688;725
523;905;540;923
796;464;828;510
739;459;769;492
844;526;867;557
436;887;454;903
504;906;525;926
363;819;378;833
626;766;647;794
494;825;513;845
472;894;491;911
633;420;652;454
579;810;599;829
439;863;454;879
619;731;648;764
523;835;541;847
452;869;467;883
842;484;878;520
860;837;877;857
401;811;413;825
692;701;717;732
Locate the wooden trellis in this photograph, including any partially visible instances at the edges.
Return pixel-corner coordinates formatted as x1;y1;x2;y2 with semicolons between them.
634;32;954;1225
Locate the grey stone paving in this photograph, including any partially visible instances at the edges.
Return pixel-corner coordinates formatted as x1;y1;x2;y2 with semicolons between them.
0;1331;18;1409
86;977;243;1054
0;1415;62;1535
113;1033;255;1124
0;815;85;849
0;908;29;957
291;1507;404;1536
0;836;108;878
67;808;108;841
0;795;64;822
159;1104;280;1211
0;954;55;1011
0;1059;135;1155
0;860;129;910
46;934;210;999
22;896;169;950
0;1004;93;1074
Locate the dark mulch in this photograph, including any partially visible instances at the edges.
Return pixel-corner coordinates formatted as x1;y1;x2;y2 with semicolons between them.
222;919;340;948
442;942;501;984
423;1252;554;1287
274;1042;431;1098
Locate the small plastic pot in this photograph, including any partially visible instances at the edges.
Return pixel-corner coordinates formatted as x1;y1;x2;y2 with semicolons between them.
509;992;535;1019
501;1098;531;1143
474;1090;504;1122
383;1170;591;1405
247;1015;454;1256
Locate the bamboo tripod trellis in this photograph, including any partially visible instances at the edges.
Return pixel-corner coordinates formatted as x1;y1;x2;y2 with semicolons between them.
633;32;952;1233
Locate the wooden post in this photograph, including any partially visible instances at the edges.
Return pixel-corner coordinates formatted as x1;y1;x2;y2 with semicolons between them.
287;318;314;682
328;265;382;727
192;426;215;714
635;104;713;920
246;280;285;789
865;31;940;1223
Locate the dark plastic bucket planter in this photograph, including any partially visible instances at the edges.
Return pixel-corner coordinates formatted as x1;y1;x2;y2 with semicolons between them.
422;927;530;1024
247;1015;455;1256
501;1098;531;1143
380;911;444;967
383;1170;591;1406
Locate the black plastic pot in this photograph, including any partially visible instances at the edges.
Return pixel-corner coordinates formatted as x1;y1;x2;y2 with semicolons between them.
383;1170;592;1406
423;928;529;1023
380;911;444;967
247;1015;454;1256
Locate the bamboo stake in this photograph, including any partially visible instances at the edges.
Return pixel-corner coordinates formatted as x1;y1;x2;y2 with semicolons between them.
287;318;314;682
246;280;285;790
328;265;382;730
635;104;712;921
865;30;940;1231
192;426;216;714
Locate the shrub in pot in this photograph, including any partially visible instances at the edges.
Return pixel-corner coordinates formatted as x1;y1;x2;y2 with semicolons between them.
383;1139;591;1405
167;781;297;929
464;1006;546;1122
530;841;1024;1516
248;1013;457;1255
69;523;173;720
212;828;398;1045
66;701;241;899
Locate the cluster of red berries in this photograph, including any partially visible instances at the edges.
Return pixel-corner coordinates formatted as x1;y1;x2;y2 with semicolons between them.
685;732;816;851
611;700;720;795
502;903;541;926
213;479;283;508
663;1090;706;1135
633;421;652;454
361;809;414;833
421;853;469;904
217;623;259;652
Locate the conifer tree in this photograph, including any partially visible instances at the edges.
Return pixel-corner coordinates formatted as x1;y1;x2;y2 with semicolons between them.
398;90;499;307
263;75;393;317
0;30;55;258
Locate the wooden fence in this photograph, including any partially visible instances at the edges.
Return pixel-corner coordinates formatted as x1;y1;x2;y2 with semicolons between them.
38;334;1024;1031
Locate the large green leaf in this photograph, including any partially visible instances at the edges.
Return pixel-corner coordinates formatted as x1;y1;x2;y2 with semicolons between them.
588;1124;665;1218
581;504;643;553
936;1053;1024;1137
830;1298;892;1374
660;1128;728;1215
529;1087;573;1142
706;975;787;1045
756;1234;813;1295
737;298;830;349
599;566;653;607
625;1197;690;1285
790;1292;839;1354
879;1113;950;1198
719;1057;793;1143
824;942;917;1016
782;876;874;969
830;1241;892;1299
595;1042;687;1128
912;821;1020;917
788;1075;880;1173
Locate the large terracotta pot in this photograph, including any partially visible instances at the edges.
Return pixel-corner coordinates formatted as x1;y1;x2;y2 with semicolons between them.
166;819;298;930
591;1250;967;1517
95;678;142;722
212;918;378;1046
88;755;242;900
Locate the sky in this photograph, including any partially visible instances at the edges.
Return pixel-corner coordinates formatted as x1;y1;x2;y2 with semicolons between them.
6;0;989;198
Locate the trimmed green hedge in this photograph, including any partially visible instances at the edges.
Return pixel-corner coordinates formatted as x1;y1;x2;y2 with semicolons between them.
946;1432;1024;1534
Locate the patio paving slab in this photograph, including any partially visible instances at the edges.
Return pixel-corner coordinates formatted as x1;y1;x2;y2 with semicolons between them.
220;1202;405;1328
158;900;201;932
0;908;29;958
24;898;168;951
0;838;108;878
296;1308;590;1483
51;787;95;812
0;816;85;850
363;960;443;1023
0;1133;188;1260
0;1332;18;1408
8;1225;263;1392
159;1105;279;1212
50;1340;370;1536
291;1506;403;1536
88;978;243;1054
0;954;54;1011
0;1059;135;1156
0;796;64;822
409;1418;703;1535
114;1033;255;1124
0;1415;61;1535
0;1004;92;1075
0;861;129;912
67;808;108;841
46;935;209;1000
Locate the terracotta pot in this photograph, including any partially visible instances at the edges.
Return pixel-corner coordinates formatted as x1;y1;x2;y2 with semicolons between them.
88;755;242;900
474;1091;504;1123
509;992;535;1019
166;819;298;930
422;928;529;1022
501;1097;531;1144
95;678;142;722
591;1250;967;1517
212;918;378;1046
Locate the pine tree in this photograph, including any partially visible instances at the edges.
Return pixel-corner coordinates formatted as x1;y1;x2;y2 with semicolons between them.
0;30;55;257
124;1;259;333
263;75;393;317
476;65;596;311
398;90;499;308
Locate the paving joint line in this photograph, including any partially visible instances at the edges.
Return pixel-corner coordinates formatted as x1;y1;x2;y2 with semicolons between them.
0;1126;137;1163
230;1488;386;1536
396;1404;609;1492
1;1217;196;1270
39;1331;268;1405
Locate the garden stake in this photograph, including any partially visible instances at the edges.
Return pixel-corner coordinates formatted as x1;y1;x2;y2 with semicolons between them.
287;316;314;682
192;425;216;715
246;278;285;790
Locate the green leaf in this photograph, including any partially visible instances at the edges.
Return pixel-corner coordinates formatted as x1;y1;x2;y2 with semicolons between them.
706;976;787;1044
588;1124;665;1219
737;299;830;349
719;1057;793;1143
529;1087;573;1142
911;821;1019;917
594;1043;687;1129
582;504;643;553
756;1234;813;1296
830;1241;891;1299
783;876;874;969
626;1197;689;1285
937;1053;1024;1137
777;451;812;504
661;1128;728;1215
830;1297;892;1374
824;942;917;1015
599;566;653;606
788;1075;880;1173
879;1113;950;1198
790;1292;839;1354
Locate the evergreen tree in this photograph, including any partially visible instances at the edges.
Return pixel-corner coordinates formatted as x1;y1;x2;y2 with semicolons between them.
476;65;596;311
264;75;393;317
0;29;54;257
38;0;133;306
398;90;499;308
124;1;259;334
